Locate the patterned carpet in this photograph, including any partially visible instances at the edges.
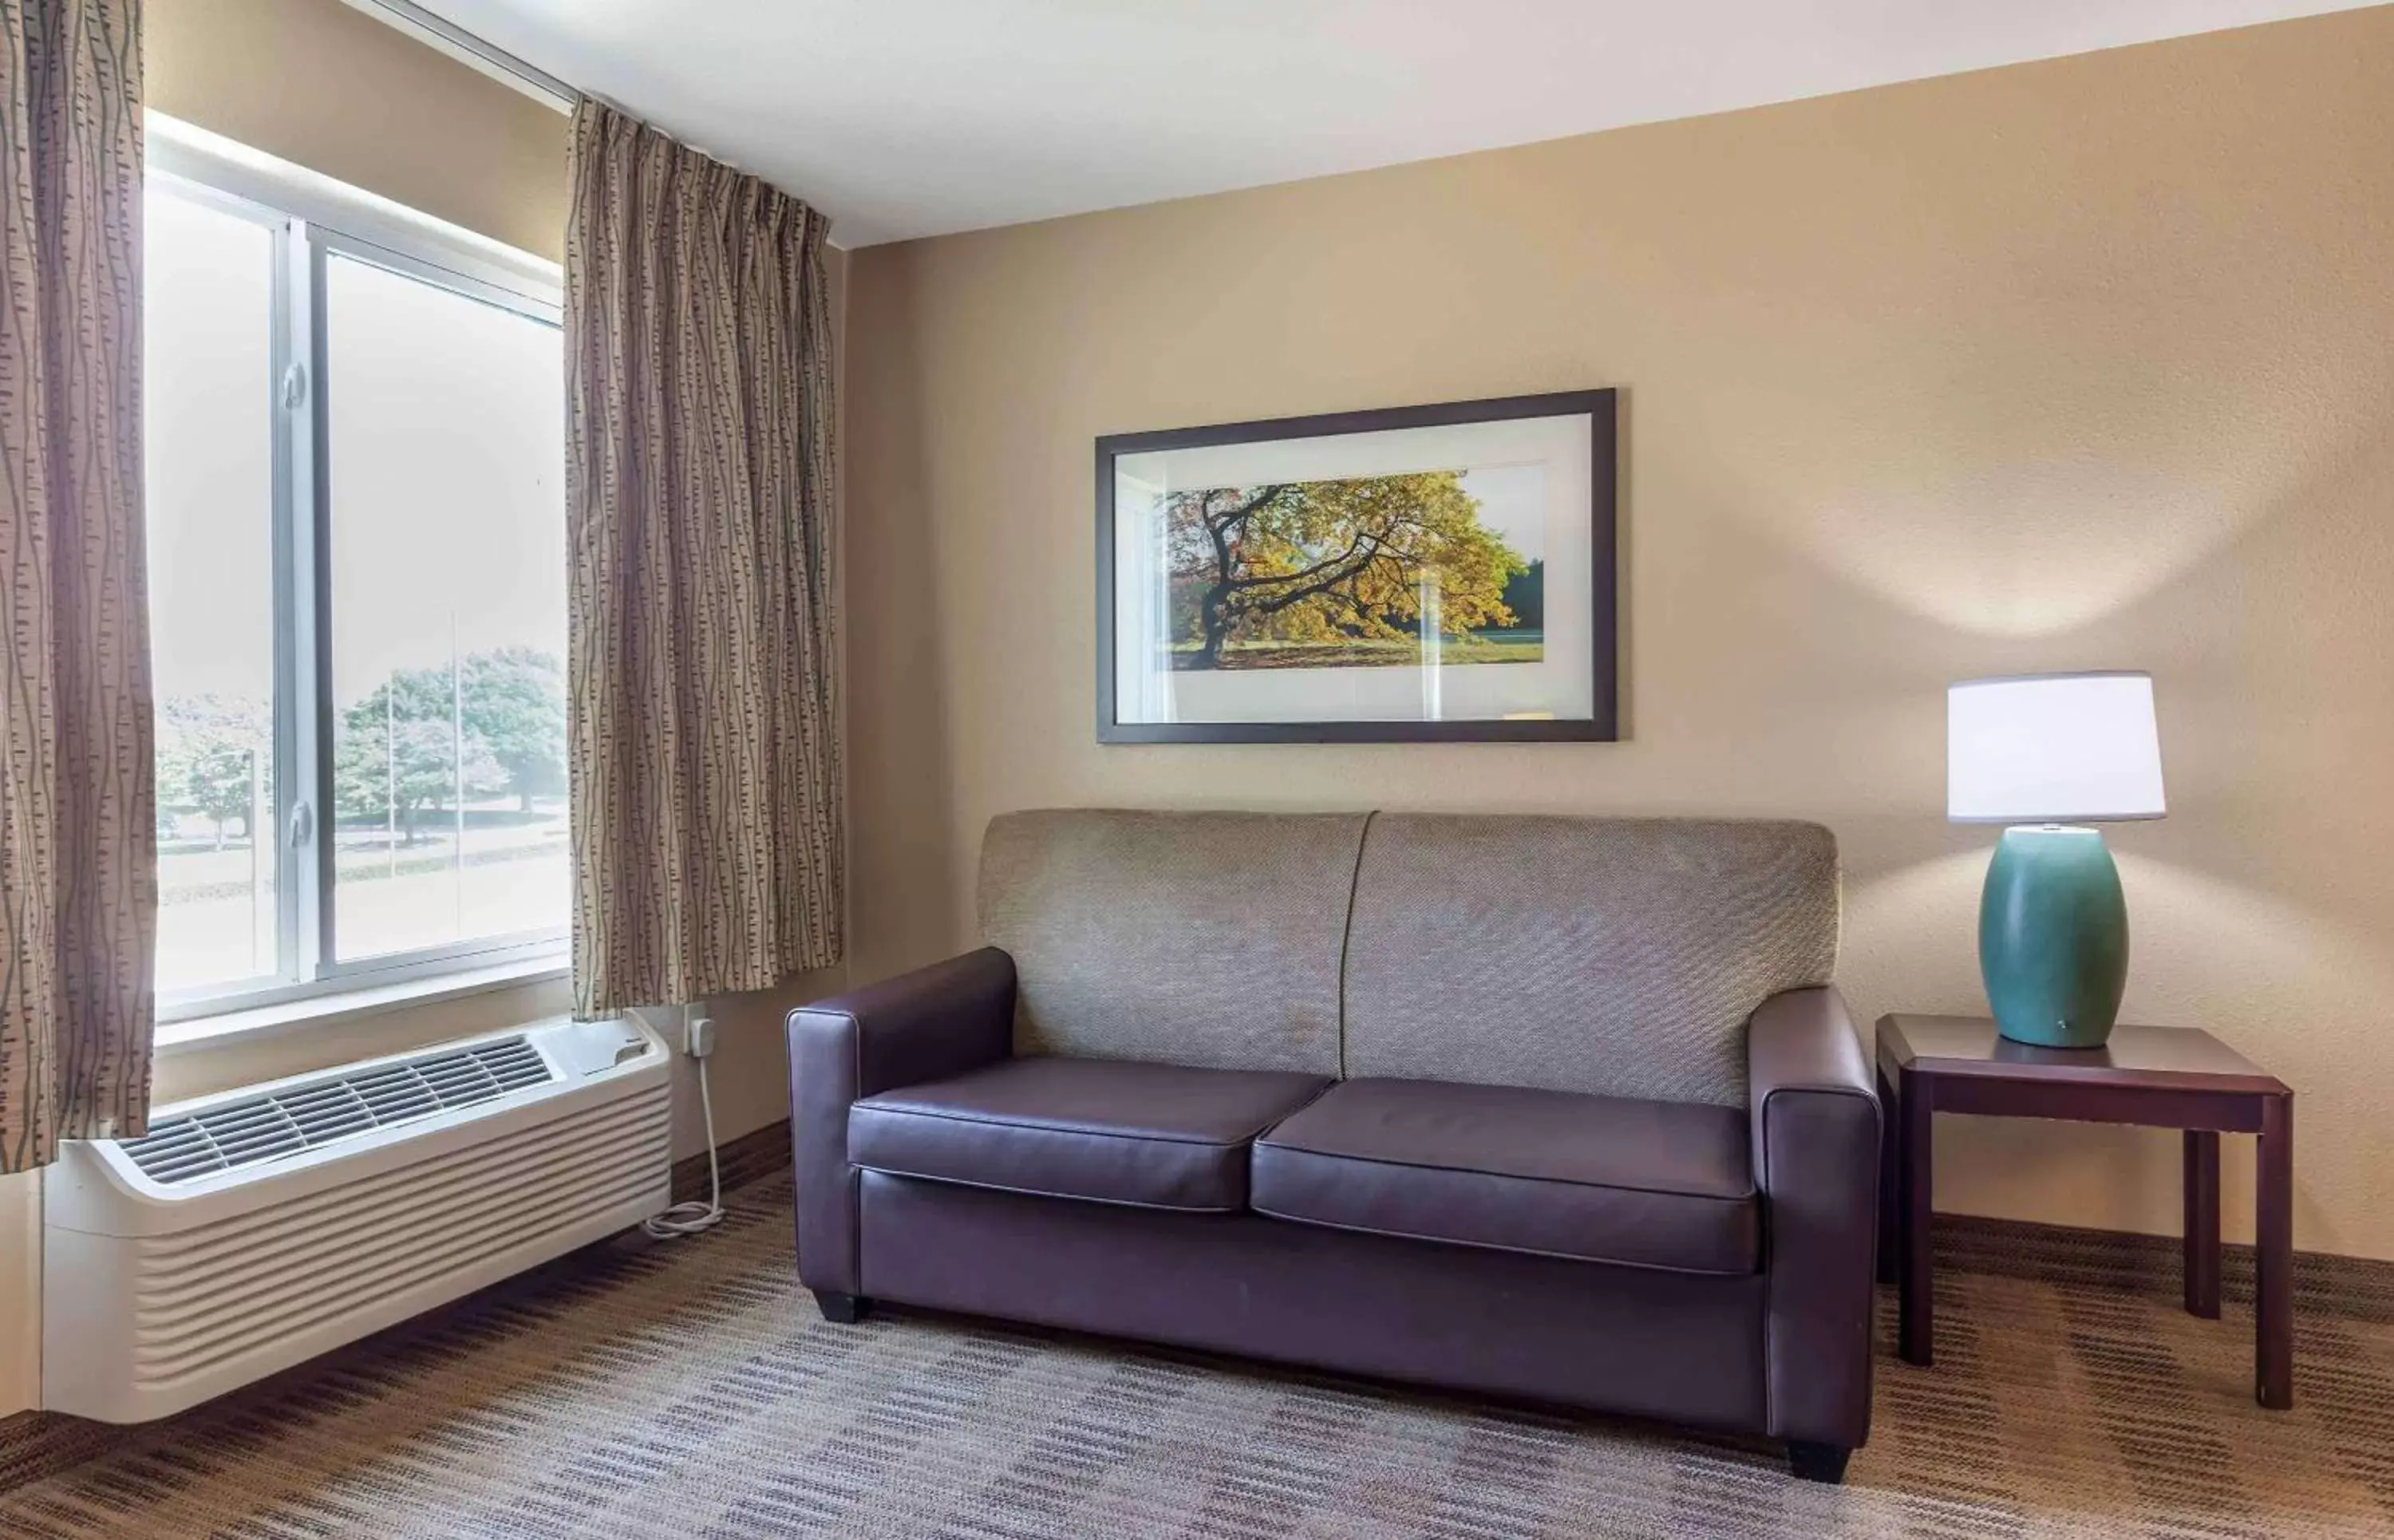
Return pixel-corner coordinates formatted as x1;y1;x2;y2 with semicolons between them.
2;1171;2391;1538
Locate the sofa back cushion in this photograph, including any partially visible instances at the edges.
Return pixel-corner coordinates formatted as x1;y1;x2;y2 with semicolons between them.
1341;815;1839;1106
978;808;1367;1076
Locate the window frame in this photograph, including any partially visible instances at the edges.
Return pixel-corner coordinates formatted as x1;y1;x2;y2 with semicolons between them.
148;116;570;1024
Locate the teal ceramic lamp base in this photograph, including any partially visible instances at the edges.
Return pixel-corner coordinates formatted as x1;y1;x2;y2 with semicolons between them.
1979;825;2130;1048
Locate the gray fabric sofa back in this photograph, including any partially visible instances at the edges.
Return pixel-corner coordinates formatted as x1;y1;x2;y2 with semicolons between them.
1341;814;1839;1105
978;808;1839;1102
978;809;1367;1075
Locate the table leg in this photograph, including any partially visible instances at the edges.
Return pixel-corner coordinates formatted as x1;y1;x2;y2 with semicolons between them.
2256;1094;2294;1409
2183;1130;2220;1319
1898;1067;1934;1366
1877;1066;1899;1287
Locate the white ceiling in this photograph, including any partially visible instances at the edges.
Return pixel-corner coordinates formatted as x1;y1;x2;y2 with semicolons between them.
419;0;2377;247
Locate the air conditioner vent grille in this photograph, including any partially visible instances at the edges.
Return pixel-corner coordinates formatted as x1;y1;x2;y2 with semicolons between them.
117;1037;555;1186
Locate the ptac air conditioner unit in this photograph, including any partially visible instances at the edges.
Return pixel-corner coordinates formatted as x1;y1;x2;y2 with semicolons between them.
42;1014;671;1423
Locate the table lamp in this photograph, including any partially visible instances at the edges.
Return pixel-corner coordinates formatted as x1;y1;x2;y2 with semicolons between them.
1947;672;2166;1048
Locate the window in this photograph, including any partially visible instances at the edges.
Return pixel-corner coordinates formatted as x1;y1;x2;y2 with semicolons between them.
147;187;279;993
145;124;567;1018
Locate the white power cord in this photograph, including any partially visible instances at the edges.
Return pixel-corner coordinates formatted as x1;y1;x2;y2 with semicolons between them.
644;1006;725;1240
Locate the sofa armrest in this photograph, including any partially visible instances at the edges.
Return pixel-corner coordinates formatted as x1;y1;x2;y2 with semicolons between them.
786;948;1016;1293
1747;985;1881;1450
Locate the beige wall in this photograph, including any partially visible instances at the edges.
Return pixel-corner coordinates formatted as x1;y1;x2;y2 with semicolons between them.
847;7;2394;1262
147;0;568;260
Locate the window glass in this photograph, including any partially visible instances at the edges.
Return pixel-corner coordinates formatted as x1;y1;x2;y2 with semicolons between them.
324;254;568;962
144;188;278;991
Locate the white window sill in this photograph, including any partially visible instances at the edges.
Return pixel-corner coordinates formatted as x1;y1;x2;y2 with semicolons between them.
154;955;571;1058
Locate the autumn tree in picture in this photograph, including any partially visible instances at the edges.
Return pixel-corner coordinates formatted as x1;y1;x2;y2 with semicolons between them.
1162;471;1539;669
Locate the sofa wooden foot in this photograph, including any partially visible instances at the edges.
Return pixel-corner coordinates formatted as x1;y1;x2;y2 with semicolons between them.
1787;1441;1851;1483
813;1289;871;1324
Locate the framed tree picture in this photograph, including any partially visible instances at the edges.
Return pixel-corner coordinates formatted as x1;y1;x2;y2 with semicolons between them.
1096;389;1618;743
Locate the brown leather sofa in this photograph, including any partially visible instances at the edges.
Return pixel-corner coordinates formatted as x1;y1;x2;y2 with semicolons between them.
788;810;1882;1483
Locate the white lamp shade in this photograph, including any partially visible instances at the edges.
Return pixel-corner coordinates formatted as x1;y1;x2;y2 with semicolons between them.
1947;673;2166;823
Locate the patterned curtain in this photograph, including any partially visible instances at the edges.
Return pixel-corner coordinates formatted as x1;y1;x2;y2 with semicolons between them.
564;101;842;1017
0;0;155;1172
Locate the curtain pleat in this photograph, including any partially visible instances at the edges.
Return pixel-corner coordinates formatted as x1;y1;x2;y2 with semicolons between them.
0;0;154;1172
564;101;842;1017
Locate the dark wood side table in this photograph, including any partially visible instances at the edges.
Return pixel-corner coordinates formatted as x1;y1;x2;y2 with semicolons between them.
1875;1014;2295;1409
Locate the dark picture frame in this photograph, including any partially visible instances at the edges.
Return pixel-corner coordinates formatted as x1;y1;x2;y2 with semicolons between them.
1095;389;1618;744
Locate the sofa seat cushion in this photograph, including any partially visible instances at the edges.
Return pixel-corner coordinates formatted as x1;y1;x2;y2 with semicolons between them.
1250;1077;1760;1274
850;1055;1331;1213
